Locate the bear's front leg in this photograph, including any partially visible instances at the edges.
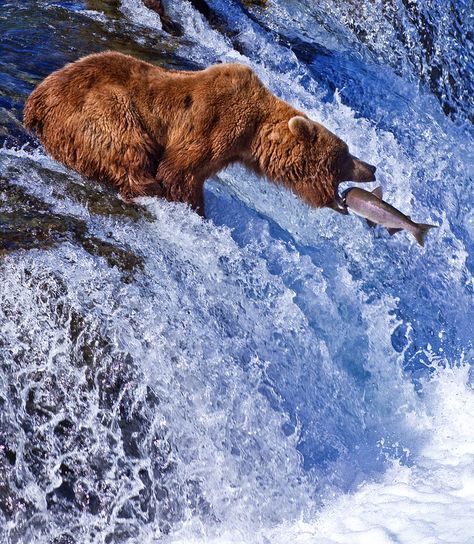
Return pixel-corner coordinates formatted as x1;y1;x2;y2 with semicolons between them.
155;147;209;215
188;183;205;216
158;169;206;216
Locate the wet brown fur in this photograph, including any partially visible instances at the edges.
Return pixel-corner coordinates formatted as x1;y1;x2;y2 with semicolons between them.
24;51;375;215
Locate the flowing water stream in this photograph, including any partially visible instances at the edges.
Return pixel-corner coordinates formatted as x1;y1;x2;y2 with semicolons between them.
0;1;473;542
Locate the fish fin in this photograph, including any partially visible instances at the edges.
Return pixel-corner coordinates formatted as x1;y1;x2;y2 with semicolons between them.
366;219;377;228
372;186;383;199
413;223;438;247
387;228;403;236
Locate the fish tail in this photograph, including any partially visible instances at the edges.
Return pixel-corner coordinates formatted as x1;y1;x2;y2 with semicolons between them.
413;223;437;247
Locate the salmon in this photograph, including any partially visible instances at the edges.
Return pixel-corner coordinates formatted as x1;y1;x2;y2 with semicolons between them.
341;186;437;246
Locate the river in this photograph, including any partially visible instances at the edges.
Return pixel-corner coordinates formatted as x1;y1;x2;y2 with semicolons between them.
0;1;473;542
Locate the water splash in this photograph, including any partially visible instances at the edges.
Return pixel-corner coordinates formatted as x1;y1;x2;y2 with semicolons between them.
1;0;473;542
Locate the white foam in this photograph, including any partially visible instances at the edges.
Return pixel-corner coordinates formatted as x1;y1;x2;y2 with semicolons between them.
165;365;474;544
119;0;163;30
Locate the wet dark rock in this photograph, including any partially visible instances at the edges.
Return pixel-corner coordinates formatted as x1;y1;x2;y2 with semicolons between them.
3;446;17;467
143;0;184;36
52;534;76;544
0;177;145;281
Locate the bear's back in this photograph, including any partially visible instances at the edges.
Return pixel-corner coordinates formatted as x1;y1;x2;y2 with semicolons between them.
23;52;276;202
25;52;155;116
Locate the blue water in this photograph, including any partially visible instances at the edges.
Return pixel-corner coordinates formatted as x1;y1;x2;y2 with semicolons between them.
0;1;473;542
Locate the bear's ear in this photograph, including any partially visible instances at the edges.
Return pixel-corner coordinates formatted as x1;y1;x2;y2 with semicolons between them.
288;116;315;141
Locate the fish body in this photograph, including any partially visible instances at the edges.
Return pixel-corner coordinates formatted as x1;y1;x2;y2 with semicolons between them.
342;186;437;246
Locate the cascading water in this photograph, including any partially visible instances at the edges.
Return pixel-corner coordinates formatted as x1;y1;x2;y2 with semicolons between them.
0;1;473;543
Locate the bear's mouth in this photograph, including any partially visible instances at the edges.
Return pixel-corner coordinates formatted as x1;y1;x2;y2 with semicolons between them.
334;184;353;212
334;192;347;210
328;190;349;214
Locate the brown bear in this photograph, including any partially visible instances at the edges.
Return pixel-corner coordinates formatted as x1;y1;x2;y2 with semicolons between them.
23;51;376;216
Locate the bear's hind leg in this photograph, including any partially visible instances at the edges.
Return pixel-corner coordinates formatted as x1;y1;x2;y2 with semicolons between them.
80;89;164;200
119;172;163;201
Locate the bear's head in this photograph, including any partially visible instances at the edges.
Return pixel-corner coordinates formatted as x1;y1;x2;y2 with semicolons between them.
257;115;376;211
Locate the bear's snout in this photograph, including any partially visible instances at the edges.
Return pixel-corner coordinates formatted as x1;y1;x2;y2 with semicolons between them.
350;157;377;183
